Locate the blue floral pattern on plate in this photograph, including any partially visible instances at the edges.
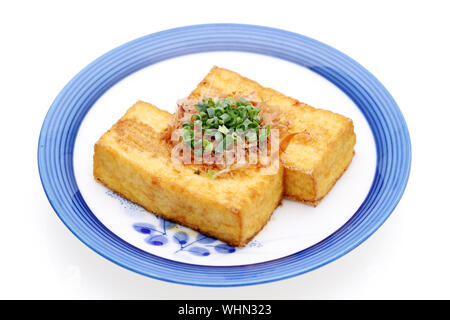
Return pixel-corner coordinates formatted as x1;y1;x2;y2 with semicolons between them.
107;190;237;259
133;220;236;257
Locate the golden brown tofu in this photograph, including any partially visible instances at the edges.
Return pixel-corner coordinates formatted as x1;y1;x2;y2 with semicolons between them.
94;101;283;247
189;66;356;206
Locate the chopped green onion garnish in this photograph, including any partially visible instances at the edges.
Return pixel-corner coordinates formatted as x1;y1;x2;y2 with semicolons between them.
181;97;271;159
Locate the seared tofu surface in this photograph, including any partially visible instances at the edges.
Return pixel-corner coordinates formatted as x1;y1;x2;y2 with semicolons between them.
189;67;356;205
94;101;283;247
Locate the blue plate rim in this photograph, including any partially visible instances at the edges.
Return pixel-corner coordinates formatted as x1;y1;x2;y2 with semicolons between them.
38;23;411;287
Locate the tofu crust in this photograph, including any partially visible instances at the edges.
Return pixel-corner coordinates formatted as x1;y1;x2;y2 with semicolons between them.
189;66;356;205
94;101;283;247
93;67;357;248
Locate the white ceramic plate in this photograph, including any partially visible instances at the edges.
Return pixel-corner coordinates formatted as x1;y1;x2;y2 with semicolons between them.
73;51;376;266
39;24;410;286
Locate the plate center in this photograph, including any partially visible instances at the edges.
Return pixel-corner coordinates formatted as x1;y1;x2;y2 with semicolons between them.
73;51;376;266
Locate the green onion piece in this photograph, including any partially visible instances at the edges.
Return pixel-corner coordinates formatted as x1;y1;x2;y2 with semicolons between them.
207;108;215;118
220;113;230;123
242;119;251;128
181;128;193;142
218;125;229;135
206;117;218;128
248;122;258;129
206;170;216;179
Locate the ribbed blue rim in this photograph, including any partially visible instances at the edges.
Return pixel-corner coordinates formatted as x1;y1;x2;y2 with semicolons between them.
38;24;411;287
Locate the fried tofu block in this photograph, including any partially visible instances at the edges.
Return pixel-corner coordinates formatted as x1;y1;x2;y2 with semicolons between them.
189;67;356;206
94;101;283;247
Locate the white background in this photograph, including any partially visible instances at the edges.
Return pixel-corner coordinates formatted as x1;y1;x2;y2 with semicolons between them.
1;0;449;299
